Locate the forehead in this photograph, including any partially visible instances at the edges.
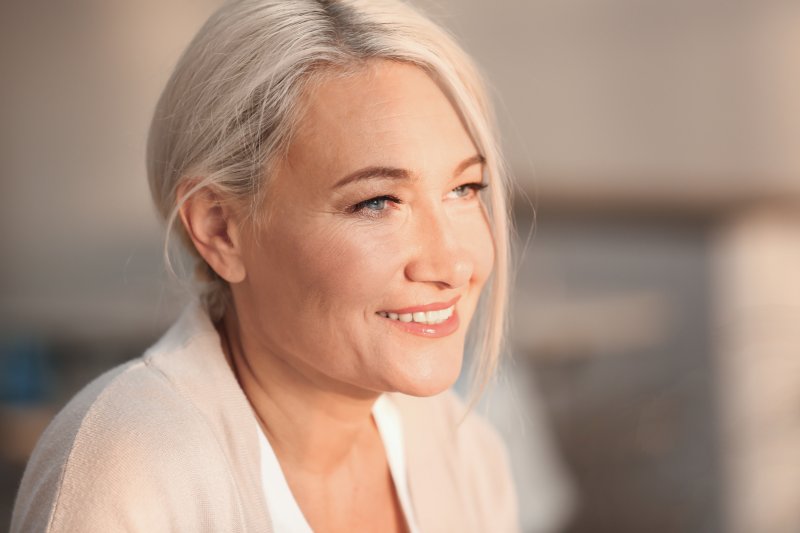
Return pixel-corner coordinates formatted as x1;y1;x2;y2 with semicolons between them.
284;60;477;178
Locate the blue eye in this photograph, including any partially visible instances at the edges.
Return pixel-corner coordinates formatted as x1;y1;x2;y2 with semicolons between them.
448;182;488;199
348;195;401;215
361;197;388;210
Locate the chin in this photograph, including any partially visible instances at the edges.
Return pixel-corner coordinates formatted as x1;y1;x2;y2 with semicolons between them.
383;350;463;397
398;380;456;398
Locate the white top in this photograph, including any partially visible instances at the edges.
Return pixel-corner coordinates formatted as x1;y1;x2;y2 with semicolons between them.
258;394;422;533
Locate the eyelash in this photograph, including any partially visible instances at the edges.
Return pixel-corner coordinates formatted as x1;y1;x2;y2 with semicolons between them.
347;182;488;216
347;194;403;215
449;182;488;199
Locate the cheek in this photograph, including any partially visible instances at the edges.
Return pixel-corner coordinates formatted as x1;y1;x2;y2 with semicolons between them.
462;208;496;286
260;218;404;312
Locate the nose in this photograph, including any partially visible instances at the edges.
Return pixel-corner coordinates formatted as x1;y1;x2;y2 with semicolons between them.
404;206;473;289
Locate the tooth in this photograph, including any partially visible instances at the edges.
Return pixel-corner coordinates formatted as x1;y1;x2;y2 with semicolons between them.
387;307;455;324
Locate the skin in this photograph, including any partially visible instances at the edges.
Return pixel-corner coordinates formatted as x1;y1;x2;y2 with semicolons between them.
180;60;494;533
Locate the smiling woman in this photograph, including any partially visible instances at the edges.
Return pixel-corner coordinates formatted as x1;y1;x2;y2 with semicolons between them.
219;62;496;401
11;1;517;532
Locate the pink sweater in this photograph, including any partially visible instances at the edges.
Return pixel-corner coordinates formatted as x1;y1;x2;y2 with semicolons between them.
11;304;518;532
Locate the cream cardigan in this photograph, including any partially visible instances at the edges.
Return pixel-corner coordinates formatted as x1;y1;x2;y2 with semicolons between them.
11;304;519;532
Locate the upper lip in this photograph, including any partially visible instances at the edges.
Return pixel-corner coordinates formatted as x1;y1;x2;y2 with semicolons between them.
379;295;461;315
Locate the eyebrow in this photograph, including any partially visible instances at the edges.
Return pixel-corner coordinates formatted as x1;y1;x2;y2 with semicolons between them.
333;153;485;189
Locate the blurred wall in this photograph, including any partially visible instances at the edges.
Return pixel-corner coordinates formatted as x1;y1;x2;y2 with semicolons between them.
714;208;800;533
0;0;220;338
418;0;800;200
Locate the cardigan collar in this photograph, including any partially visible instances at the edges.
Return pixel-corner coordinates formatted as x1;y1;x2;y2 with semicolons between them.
145;302;273;531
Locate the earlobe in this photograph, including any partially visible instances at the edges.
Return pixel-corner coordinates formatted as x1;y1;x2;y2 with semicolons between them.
177;181;246;284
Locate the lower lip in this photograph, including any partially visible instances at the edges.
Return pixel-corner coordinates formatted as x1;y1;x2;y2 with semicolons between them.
378;309;460;338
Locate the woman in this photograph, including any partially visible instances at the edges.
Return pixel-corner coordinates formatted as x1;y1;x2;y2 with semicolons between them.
12;0;517;531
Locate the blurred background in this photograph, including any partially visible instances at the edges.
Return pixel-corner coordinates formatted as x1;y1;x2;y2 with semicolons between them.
1;0;799;532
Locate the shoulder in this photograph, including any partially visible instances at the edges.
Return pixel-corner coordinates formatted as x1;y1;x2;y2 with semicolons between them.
12;358;239;533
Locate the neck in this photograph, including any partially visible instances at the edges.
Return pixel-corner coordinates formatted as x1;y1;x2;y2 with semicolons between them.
219;310;381;476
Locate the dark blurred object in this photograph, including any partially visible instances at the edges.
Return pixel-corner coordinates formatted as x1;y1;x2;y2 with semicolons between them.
0;337;56;530
514;207;722;533
0;336;56;462
0;337;52;406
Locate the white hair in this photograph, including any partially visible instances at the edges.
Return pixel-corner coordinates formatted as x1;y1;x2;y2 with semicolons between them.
147;0;511;397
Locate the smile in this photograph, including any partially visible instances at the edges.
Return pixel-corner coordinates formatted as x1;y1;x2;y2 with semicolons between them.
377;305;455;325
375;296;461;338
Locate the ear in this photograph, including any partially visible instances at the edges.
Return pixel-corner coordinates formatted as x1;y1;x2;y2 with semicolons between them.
177;181;246;284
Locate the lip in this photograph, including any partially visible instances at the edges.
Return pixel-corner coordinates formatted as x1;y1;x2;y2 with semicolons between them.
380;295;461;315
377;296;461;338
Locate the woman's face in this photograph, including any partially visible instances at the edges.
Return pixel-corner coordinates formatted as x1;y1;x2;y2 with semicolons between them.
233;60;494;397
